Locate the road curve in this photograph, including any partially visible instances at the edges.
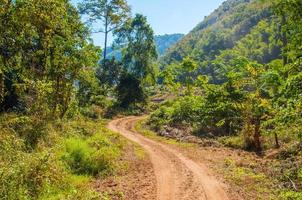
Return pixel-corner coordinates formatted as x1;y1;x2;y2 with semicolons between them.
107;116;230;200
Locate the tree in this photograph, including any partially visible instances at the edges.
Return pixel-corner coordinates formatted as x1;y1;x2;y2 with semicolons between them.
112;14;158;108
78;0;131;60
0;0;100;117
116;72;146;108
273;0;302;68
159;63;181;93
180;57;198;95
114;14;158;82
97;57;123;88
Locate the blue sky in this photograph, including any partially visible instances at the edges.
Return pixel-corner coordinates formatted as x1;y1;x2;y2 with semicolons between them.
72;0;225;47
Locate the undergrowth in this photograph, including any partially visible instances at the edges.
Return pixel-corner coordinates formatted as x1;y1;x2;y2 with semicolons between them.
0;113;126;200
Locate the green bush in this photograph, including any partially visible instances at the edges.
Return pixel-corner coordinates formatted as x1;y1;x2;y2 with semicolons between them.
62;135;121;176
80;105;105;119
0;131;75;200
149;105;173;130
149;96;203;130
4;115;47;150
170;96;203;124
218;136;244;149
280;191;302;200
63;138;95;175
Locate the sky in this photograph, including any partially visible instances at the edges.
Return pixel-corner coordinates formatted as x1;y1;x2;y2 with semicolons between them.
72;0;225;47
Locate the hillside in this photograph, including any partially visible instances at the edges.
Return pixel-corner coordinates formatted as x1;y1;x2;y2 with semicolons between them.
161;0;276;79
107;33;184;60
155;33;184;56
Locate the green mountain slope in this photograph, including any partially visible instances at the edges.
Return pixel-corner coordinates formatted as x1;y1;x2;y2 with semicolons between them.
155;34;184;56
161;0;276;70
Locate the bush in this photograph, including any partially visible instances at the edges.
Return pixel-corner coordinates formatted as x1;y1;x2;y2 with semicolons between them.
218;135;244;149
2;115;47;150
149;91;243;136
170;96;203;124
80;105;105;119
62;134;121;176
280;191;302;200
0;131;74;200
148;105;174;130
149;96;203;130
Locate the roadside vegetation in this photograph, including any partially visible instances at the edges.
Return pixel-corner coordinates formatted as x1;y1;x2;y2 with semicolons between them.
0;114;126;199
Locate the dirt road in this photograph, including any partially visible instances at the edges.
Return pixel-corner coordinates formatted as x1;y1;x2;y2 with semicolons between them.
108;116;230;200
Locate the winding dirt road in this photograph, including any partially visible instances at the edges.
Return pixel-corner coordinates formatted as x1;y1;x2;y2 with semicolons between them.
108;116;230;200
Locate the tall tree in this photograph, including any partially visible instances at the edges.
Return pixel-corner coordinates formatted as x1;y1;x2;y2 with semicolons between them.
180;57;198;95
113;14;157;108
78;0;131;60
114;14;158;81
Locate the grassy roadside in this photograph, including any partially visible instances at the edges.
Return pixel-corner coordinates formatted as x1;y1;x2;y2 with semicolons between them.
134;118;301;200
0;114;136;200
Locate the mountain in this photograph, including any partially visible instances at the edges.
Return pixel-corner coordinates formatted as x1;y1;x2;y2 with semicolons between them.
106;33;184;60
161;0;277;69
154;34;184;56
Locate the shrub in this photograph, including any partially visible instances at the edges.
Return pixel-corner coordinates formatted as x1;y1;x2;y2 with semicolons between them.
62;135;121;176
0;114;121;199
80;105;105;119
2;115;47;150
148;105;174;130
63;138;95;175
218;135;244;149
0;132;73;200
170;96;203;125
280;191;302;200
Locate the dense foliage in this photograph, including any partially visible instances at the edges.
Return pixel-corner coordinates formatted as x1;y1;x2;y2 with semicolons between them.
155;0;302;149
0;0;101;118
111;14;158;108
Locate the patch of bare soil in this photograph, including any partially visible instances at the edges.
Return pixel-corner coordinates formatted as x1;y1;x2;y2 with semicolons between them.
93;140;156;200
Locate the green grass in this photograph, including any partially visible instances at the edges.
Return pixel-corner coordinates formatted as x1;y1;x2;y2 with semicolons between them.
0;113;126;200
223;157;278;200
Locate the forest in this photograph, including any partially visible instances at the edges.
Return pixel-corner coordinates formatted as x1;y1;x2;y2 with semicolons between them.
0;0;302;199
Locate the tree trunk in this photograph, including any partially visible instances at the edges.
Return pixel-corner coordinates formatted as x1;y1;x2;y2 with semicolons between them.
0;72;3;104
274;133;280;149
225;119;231;136
52;76;60;117
253;118;262;152
103;15;109;61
